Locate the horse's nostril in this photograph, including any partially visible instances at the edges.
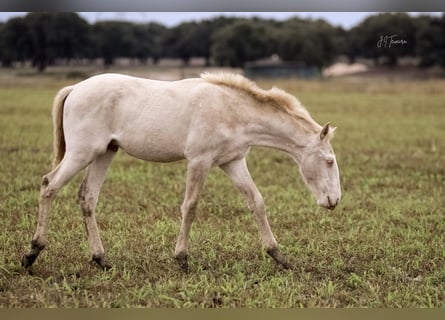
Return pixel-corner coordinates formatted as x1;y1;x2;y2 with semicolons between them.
327;196;337;209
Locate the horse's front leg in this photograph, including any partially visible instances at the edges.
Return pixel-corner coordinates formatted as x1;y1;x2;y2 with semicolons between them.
174;158;211;272
220;158;293;270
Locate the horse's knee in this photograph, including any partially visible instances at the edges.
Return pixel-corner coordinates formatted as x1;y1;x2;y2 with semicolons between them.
181;200;198;219
246;193;265;214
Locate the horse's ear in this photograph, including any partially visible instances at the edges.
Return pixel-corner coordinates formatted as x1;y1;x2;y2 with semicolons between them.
320;122;331;141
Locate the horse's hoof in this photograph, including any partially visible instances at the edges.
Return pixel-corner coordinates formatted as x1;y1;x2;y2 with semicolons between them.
266;248;293;270
21;253;36;269
21;240;45;269
92;254;112;270
175;253;189;273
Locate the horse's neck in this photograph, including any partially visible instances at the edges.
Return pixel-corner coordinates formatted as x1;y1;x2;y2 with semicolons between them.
245;111;311;161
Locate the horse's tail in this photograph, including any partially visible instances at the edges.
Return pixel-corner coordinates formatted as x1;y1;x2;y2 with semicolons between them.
51;85;74;169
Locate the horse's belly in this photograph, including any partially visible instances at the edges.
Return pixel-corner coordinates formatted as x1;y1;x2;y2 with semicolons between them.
123;144;185;163
117;130;186;163
112;101;192;162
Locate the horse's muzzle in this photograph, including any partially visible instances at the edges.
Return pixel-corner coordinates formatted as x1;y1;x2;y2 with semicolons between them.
327;195;339;210
319;196;339;210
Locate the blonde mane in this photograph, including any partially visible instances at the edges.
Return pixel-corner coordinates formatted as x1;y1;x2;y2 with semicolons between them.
201;72;320;133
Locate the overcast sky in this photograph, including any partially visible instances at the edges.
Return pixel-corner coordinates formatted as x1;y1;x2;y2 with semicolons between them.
78;12;375;29
0;12;440;29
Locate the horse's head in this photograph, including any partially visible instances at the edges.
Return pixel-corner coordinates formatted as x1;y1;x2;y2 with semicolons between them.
298;123;341;210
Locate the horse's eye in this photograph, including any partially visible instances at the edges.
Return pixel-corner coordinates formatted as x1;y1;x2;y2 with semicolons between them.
327;159;334;166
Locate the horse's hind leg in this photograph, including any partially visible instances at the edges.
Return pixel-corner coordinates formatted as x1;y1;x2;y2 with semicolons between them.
22;153;93;269
78;150;115;270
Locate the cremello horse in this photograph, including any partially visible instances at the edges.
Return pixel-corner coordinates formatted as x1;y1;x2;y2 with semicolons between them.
22;72;341;271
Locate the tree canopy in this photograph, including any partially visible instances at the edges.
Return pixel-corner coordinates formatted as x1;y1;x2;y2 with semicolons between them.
0;12;444;72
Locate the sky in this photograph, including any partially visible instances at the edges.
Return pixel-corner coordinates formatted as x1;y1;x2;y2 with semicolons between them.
78;12;375;29
0;12;440;29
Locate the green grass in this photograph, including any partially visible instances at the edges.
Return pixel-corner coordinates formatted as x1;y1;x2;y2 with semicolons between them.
0;71;444;307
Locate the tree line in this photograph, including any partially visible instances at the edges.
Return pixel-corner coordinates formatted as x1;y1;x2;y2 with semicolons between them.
0;12;444;72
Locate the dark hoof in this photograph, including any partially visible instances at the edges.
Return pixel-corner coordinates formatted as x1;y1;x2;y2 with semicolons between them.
22;240;45;269
21;253;37;269
92;254;112;270
266;248;293;270
175;253;189;273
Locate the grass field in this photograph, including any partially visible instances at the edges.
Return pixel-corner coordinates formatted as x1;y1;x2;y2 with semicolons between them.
0;68;444;307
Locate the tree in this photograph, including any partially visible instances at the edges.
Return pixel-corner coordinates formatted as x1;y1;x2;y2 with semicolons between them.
23;13;58;72
162;21;206;65
211;20;273;67
130;22;167;65
161;17;238;66
188;20;214;66
52;13;91;64
162;22;194;65
276;18;341;70
416;14;445;68
92;21;138;66
0;17;31;67
198;17;243;66
344;26;362;64
12;13;91;71
352;13;417;66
